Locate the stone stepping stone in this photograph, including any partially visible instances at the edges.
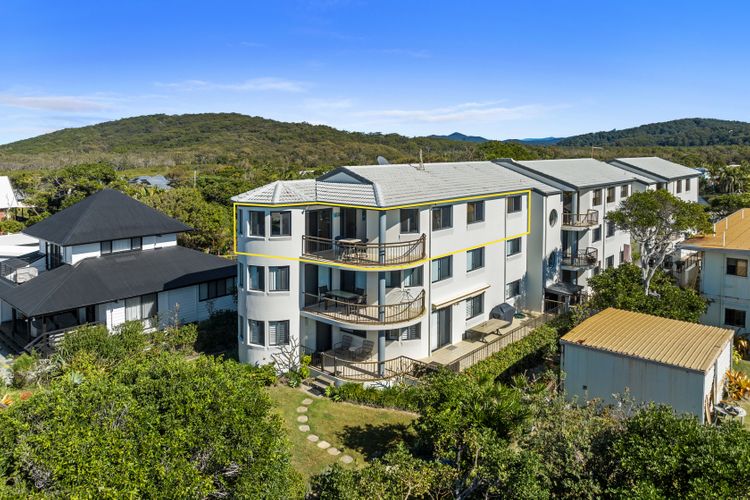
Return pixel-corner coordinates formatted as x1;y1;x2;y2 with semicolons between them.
298;424;310;432
316;440;331;450
326;447;341;456
296;406;308;413
301;398;314;405
296;415;308;423
307;434;319;443
340;455;354;464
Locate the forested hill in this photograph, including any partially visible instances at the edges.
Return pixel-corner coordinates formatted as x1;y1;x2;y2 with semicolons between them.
558;118;750;147
0;113;477;169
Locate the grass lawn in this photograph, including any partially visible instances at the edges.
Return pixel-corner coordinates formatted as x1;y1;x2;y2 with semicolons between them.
267;385;417;481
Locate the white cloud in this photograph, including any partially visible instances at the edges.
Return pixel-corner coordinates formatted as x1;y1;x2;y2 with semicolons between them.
0;94;110;112
155;77;307;93
304;97;354;110
355;101;563;123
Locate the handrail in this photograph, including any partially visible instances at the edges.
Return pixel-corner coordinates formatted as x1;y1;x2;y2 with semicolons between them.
302;234;426;266
302;290;425;325
561;247;598;267
317;351;437;381
562;210;599;227
23;322;103;356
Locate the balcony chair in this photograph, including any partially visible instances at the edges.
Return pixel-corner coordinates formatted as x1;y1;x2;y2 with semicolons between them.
333;334;353;356
352;339;375;361
354;287;366;304
318;286;330;309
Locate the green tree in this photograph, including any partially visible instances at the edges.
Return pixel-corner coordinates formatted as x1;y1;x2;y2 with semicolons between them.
587;264;706;322
0;353;302;498
607;190;710;293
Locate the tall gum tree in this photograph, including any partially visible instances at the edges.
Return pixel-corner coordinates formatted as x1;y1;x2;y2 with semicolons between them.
607;189;711;294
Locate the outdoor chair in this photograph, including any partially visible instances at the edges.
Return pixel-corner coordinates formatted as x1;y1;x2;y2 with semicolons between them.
352;339;374;361
333;334;353;356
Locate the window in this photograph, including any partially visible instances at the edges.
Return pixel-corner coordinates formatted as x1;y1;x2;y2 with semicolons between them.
606;255;615;269
271;211;291;236
507;196;522;213
592;226;602;242
467;247;484;272
466;293;484;320
249;211;265;236
341;328;366;339
657;182;667;190
237;263;244;289
237;209;244;236
620;184;629;198
386;323;421;341
606;220;616;237
403;267;423;287
549;209;558;227
606;186;615;204
100;240;112;255
269;320;290;345
725;308;746;328
385;270;401;288
432;206;452;230
130;237;142;251
269;266;290;291
592;189;602;206
467;201;484;224
431;256;452;282
727;258;749;277
592;266;601;276
45;242;63;270
249;320;265;345
620;250;625;264
685;178;691;191
238;315;245;343
199;277;236;300
506;279;521;298
676;179;682;193
125;293;157;322
506;237;522;256
248;265;265;291
400;209;420;234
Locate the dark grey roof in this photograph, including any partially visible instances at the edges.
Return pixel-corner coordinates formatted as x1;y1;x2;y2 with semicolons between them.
23;189;192;246
0;246;235;317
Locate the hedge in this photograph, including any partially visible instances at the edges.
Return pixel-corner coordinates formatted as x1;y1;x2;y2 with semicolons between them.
465;324;558;381
327;381;423;412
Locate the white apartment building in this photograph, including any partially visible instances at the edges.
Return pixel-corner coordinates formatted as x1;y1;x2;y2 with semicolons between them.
608;157;701;203
681;209;750;336
498;158;645;293
232;161;563;367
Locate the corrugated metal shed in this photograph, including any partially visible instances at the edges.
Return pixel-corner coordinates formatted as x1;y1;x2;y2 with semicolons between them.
682;209;750;251
561;308;734;372
611;157;699;181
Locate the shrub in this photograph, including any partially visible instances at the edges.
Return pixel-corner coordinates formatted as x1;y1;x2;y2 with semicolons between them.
327;382;422;412
466;324;558;381
0;219;24;234
57;322;147;366
195;310;237;354
151;323;199;353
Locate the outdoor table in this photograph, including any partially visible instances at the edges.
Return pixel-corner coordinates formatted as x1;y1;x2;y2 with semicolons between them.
467;318;512;342
337;238;362;261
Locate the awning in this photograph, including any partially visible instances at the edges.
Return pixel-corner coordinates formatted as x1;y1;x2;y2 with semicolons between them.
432;283;490;311
546;282;583;296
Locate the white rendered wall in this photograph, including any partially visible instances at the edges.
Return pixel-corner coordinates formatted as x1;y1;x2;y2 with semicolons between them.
699;250;750;335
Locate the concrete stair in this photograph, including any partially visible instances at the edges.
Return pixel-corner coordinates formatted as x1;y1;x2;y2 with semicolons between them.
310;373;337;393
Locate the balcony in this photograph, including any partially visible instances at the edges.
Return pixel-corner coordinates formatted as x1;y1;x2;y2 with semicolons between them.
561;210;599;231
561;247;598;270
302;290;425;326
301;234;426;267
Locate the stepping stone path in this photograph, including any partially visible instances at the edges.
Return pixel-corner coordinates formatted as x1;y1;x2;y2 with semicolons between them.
296;391;354;465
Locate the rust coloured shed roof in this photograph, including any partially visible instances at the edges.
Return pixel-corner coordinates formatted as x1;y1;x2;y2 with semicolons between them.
561;308;734;372
682;208;750;251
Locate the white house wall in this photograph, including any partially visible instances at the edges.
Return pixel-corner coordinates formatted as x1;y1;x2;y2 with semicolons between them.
699;250;750;334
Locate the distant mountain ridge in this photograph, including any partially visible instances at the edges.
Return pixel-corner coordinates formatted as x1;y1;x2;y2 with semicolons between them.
558;118;750;147
427;132;489;143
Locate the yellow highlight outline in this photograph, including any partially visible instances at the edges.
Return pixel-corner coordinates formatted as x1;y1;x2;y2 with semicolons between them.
232;189;532;271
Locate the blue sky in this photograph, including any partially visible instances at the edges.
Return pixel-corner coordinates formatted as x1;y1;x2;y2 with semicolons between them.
1;0;749;144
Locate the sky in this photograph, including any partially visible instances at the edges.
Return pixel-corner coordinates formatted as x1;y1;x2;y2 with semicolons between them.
1;0;750;144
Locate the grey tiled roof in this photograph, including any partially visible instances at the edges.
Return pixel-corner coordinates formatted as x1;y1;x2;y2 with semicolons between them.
610;157;700;181
232;180;316;204
232;161;559;208
513;158;651;189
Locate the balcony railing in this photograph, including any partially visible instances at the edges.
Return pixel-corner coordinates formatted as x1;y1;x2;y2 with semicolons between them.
302;234;426;266
302;290;425;325
562;210;599;229
561;247;598;268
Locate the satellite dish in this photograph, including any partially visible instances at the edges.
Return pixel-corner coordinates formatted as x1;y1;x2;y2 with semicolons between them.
376;156;390;165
